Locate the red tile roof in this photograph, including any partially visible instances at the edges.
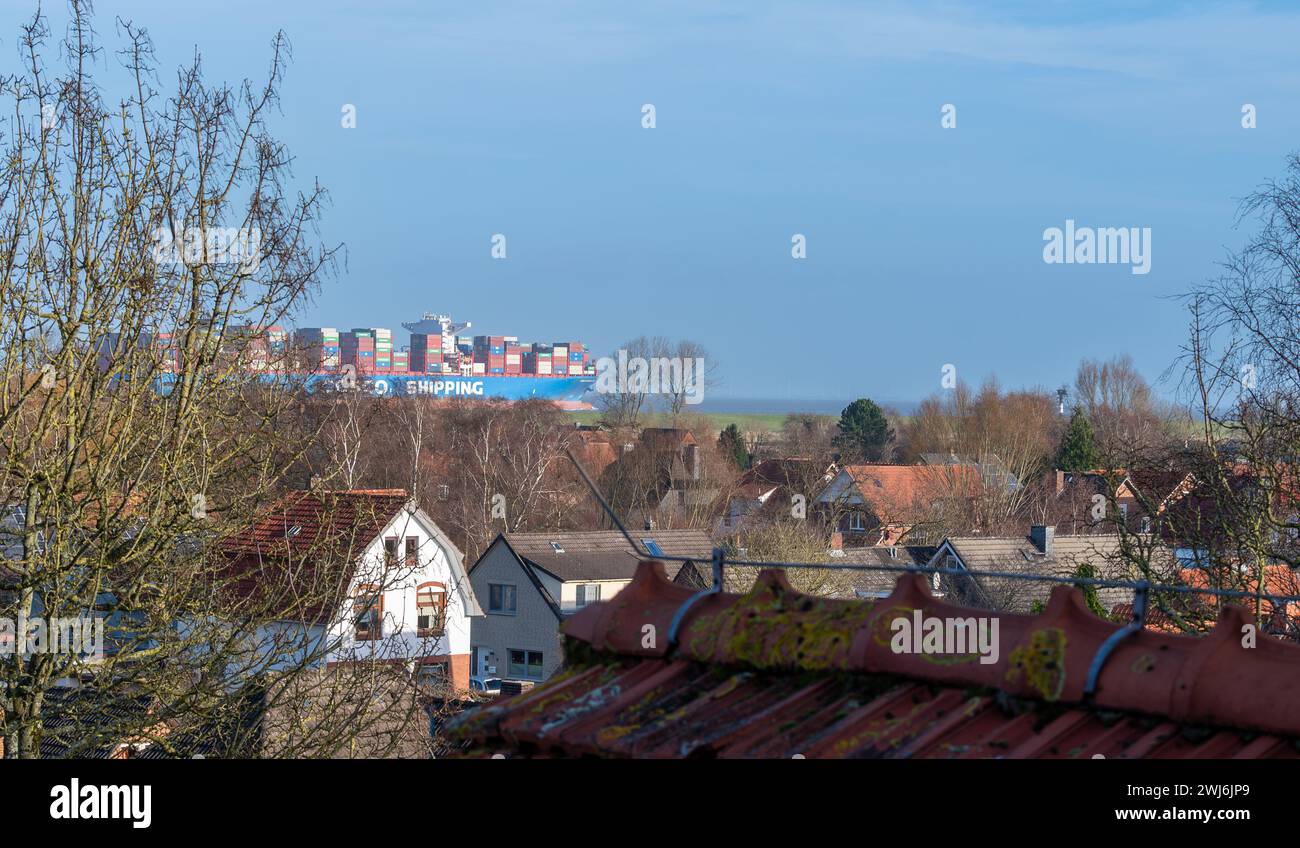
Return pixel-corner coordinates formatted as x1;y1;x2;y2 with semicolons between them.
219;489;412;623
222;489;410;558
450;561;1300;758
842;464;979;514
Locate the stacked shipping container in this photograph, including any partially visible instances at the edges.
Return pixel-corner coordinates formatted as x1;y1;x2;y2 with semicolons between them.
472;335;507;375
167;319;592;380
408;333;446;373
341;329;376;372
293;327;341;371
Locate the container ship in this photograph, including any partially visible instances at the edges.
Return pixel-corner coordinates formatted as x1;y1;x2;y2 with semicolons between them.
141;313;598;409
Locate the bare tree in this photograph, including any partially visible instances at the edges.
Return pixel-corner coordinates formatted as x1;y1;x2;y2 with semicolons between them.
426;398;574;561
1074;355;1172;458
659;338;715;419
595;335;653;428
0;4;450;758
899;380;1060;537
1104;154;1300;638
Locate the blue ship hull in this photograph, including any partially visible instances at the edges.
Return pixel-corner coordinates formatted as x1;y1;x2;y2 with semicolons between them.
153;372;596;403
337;373;595;402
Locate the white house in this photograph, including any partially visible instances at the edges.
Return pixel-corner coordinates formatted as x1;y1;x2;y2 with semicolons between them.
221;488;481;691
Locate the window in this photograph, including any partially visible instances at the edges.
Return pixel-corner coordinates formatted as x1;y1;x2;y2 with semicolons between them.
416;661;448;687
550;541;565;553
437;484;450;501
641;539;664;557
405;536;419;569
353;585;383;640
848;512;866;531
575;583;601;607
488;583;517;614
417;581;447;637
383;536;399;567
509;649;544;679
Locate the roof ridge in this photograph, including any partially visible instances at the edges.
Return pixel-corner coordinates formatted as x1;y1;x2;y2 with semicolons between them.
561;561;1300;740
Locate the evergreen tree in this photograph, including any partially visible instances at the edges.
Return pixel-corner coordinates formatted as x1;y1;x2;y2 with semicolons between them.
835;398;894;461
718;423;750;470
1056;409;1101;471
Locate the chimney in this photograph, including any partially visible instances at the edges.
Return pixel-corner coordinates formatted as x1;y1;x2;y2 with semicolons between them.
1030;524;1054;556
680;443;699;481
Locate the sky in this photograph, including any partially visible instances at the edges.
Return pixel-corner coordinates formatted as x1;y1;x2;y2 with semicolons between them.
6;1;1300;405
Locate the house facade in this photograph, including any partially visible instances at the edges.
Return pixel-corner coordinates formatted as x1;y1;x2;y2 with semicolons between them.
814;464;978;545
223;489;482;692
468;529;712;682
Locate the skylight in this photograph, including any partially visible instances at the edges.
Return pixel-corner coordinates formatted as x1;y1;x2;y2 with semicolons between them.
550;541;564;553
642;539;664;557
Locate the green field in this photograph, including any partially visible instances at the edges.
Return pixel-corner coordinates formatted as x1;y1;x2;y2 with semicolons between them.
567;410;827;438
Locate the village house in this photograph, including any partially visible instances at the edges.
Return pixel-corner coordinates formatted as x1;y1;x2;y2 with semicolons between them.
221;488;481;691
814;463;979;546
602;428;721;530
1047;468;1148;533
928;524;1153;613
827;533;938;599
467;529;712;682
715;457;836;538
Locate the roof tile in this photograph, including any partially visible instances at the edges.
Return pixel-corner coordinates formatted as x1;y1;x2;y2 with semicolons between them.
451;560;1300;758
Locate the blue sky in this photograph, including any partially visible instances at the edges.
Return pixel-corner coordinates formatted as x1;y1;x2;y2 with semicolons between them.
9;1;1300;403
